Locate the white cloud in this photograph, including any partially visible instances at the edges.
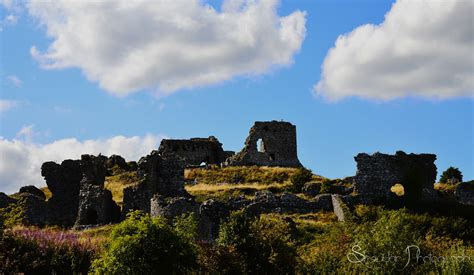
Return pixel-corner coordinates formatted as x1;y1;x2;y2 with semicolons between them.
0;134;165;194
27;0;306;97
0;99;18;113
0;0;21;30
6;75;22;87
315;0;474;101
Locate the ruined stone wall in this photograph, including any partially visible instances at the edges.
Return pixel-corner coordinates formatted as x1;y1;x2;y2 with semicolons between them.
123;151;188;214
41;159;82;226
353;151;437;204
158;136;233;166
75;155;121;225
225;121;302;167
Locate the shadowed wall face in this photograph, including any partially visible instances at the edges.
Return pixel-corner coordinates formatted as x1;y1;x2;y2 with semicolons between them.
226;121;302;168
158;136;234;167
353;151;437;204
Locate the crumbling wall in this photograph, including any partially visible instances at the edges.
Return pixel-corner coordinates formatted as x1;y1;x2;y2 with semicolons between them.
123;151;188;214
455;181;474;206
225;121;302;167
75;155;121;225
353;151;437;204
41;159;82;226
158;136;233;166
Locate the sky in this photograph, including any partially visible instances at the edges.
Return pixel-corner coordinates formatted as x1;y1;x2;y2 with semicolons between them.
0;0;473;194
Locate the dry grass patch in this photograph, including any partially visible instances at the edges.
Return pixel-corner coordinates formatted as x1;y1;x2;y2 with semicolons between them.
186;165;324;185
186;182;289;202
104;172;140;206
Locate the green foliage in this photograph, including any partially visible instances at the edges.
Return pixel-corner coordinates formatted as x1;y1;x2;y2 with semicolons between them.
290;168;313;192
197;243;246;274
91;211;197;274
0;199;26;228
173;212;198;242
320;179;332;194
440;166;463;184
218;210;297;274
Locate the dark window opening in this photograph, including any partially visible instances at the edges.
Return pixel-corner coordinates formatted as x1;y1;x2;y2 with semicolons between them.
85;209;98;224
269;153;275;161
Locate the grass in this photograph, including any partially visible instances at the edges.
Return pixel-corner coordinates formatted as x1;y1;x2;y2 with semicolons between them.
185;166;325;185
434;182;458;196
104;171;140;206
186;182;289;202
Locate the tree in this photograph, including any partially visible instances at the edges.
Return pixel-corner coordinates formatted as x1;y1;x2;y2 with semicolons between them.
440;167;463;184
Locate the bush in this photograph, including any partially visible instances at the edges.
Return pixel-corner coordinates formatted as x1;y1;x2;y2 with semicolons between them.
290;168;313;192
91;211;197;274
0;227;97;274
320;179;332;194
218;210;297;274
440;167;463;184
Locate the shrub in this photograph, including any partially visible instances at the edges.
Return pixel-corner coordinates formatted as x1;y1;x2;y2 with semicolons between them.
320;179;332;194
91;211;197;274
197;243;246;273
290;168;313;192
218;210;297;274
0;227;98;274
440;167;463;184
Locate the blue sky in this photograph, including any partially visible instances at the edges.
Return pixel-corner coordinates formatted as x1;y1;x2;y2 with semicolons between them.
0;0;473;192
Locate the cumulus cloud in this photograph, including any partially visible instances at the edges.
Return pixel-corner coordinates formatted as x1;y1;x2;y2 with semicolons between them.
27;0;306;96
0;134;164;194
0;99;18;113
315;0;474;101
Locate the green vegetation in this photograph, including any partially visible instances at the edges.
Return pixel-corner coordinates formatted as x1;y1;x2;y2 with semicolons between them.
1;166;472;273
290;167;313;192
0;197;27;227
440;166;463;184
91;211;197;274
1;205;472;273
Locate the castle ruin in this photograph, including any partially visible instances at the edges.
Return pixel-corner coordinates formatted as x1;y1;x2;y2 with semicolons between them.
225;121;302;167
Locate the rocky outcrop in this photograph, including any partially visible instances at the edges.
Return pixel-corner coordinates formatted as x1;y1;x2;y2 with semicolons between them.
16;193;49;225
75;155;121;226
107;154;132;172
150;195;199;219
158;136;234;167
19;185;46;200
41;159;82;226
0;192;17;208
225;121;302;167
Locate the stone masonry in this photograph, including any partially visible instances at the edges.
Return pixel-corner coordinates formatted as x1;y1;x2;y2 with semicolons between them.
225;121;302;167
353;151;437;204
75;155;121;225
123;151;189;214
158;136;234;167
